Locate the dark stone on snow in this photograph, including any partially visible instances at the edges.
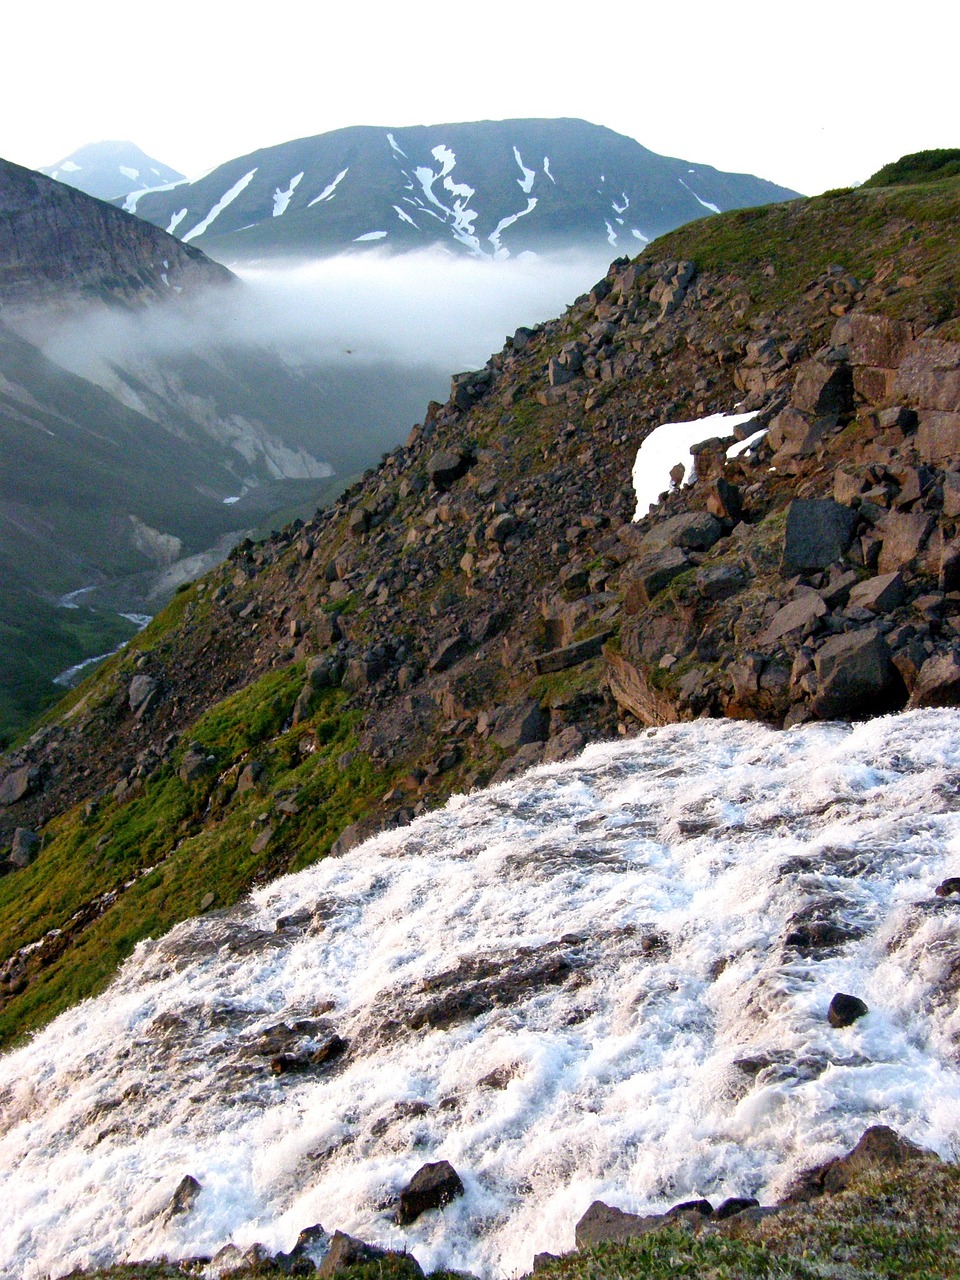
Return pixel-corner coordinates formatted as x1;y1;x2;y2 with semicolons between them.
781;499;858;575
827;992;869;1027
395;1160;465;1225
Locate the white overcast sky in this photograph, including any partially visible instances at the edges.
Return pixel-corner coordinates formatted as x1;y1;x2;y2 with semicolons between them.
2;0;956;197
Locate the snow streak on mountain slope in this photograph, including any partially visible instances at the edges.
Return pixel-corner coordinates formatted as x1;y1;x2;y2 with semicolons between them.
1;711;959;1279
127;119;799;264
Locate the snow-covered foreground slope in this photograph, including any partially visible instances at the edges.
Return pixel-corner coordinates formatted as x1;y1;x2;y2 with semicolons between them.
2;711;960;1278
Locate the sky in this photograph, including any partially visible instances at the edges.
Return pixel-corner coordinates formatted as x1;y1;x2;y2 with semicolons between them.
3;1;956;197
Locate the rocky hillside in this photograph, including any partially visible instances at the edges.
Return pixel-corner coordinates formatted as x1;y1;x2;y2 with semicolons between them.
125;118;798;263
1;163;959;1052
0;156;228;316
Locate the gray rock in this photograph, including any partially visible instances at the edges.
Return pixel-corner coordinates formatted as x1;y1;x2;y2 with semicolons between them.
624;547;690;607
429;634;472;673
494;700;549;749
128;673;157;713
637;511;724;556
760;592;827;645
236;761;265;794
427;447;473;490
164;1174;201;1219
781;499;858;575
535;632;611;675
847;571;906;614
9;828;40;868
0;764;40;807
877;510;935;575
811;628;905;720
908;650;960;708
791;360;854;416
575;1201;664;1248
178;749;216;784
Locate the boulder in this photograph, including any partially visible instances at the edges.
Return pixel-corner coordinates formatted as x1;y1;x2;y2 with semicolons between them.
915;411;960;463
128;673;158;713
427;447;473;490
494;700;549;749
714;1197;761;1219
429;634;472;673
791;360;854;416
908;650;960;708
828;992;869;1027
395;1160;465;1225
164;1174;201;1219
318;1232;423;1280
623;547;689;607
759;592;827;646
781;499;858;575
236;761;265;794
179;748;216;784
575;1201;664;1248
846;572;906;614
637;511;724;556
9;828;40;868
0;764;40;807
840;313;912;369
784;1125;931;1203
534;632;611;675
894;338;960;411
877;510;935;575
811;628;905;720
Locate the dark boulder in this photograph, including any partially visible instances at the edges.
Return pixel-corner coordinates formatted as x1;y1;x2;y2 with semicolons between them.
908;650;960;708
811;629;905;720
781;499;858;575
575;1201;663;1248
827;992;869;1028
395;1160;465;1225
784;1125;931;1203
494;700;549;749
427;447;473;490
318;1232;423;1280
714;1196;761;1219
791;360;854;417
9;828;40;868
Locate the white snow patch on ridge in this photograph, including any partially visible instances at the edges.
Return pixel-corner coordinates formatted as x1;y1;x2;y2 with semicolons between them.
513;147;536;194
2;712;960;1280
488;197;537;258
308;168;349;207
543;156;555;182
272;172;304;217
679;177;721;214
182;169;257;242
354;231;388;241
166;209;188;235
632;409;759;517
123;177;189;215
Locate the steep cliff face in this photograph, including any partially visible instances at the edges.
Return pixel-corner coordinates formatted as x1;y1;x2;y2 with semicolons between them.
0;156;231;314
0;168;959;1051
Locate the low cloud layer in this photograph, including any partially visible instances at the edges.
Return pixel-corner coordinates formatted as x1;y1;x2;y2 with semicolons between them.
39;244;616;384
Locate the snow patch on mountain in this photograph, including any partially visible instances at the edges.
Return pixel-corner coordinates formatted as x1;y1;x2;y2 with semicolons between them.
354;231;388;242
543;156;555;183
273;172;304;217
183;169;258;242
632;409;759;516
123;178;188;215
679;178;721;214
308;168;349;207
166;209;188;235
488;197;537;258
394;205;418;228
513;147;536;194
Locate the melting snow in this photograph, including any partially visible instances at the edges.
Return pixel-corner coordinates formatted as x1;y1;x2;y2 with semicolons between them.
3;712;960;1280
354;231;388;241
612;194;630;215
488;198;537;259
387;132;407;157
632;409;759;517
166;209;188;234
182;169;257;242
272;172;304;217
308;168;349;207
123;177;189;215
543;156;555;183
513;147;536;194
631;229;649;241
393;205;419;228
604;220;617;247
119;165;139;181
409;147;481;254
60;159;81;172
679;178;721;214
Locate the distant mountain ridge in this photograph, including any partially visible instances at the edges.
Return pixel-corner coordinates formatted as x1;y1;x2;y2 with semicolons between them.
126;118;800;263
40;140;185;203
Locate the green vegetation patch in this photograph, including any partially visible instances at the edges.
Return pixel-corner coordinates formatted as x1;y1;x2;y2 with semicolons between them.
865;149;960;188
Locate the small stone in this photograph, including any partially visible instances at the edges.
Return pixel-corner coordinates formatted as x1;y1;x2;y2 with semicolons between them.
828;992;869;1027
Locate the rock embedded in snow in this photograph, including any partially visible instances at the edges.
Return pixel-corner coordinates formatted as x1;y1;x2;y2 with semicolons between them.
395;1160;465;1225
827;992;869;1028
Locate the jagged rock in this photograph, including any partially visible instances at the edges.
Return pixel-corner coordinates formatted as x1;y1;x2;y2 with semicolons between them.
695;563;747;601
624;547;690;607
348;507;371;537
575;1201;663;1247
894;338;960;411
128;673;158;713
315;612;341;648
429;634;472;673
542;727;587;763
178;748;216;784
781;499;858;575
792;360;854;416
828;991;869;1027
164;1174;201;1219
535;632;611;675
915;411;960;463
633;511;724;555
0;764;40;807
784;1125;931;1203
840;312;913;369
318;1232;422;1280
847;571;906;614
706;477;743;522
605;651;680;727
9;828;39;868
811;629;904;720
493;700;549;749
908;650;960;708
877;510;935;575
759;592;827;646
427;447;473;490
395;1160;465;1225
